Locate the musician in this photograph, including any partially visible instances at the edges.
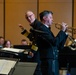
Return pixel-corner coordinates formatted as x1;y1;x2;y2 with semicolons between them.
19;10;68;75
3;40;12;48
21;39;28;45
19;11;42;75
36;10;68;75
0;36;4;48
2;40;13;57
0;36;5;57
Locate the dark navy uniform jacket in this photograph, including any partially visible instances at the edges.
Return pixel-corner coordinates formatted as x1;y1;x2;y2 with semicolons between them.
35;24;68;59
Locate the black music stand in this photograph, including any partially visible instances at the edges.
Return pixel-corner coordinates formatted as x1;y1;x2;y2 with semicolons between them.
13;45;31;50
12;62;37;75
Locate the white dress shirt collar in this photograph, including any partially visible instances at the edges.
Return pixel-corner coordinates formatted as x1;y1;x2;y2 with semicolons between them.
43;23;49;28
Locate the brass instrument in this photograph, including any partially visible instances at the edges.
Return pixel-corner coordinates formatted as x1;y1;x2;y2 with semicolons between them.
54;22;76;34
68;35;76;50
54;22;76;50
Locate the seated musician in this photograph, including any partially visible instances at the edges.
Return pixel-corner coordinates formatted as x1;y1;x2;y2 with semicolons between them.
3;40;12;48
0;36;4;48
1;40;13;57
21;39;28;45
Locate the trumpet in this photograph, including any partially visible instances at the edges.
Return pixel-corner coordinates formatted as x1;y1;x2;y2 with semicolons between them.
54;22;76;34
54;22;76;50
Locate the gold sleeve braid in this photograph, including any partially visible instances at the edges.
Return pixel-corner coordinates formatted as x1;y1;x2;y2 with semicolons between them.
31;44;38;51
21;29;29;37
21;29;38;51
23;31;29;37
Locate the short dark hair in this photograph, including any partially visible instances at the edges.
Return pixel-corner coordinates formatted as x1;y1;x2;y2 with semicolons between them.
21;39;27;42
39;10;53;21
0;36;4;39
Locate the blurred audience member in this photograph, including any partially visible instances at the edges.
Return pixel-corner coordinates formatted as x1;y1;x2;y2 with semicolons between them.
21;39;28;45
21;39;33;60
1;40;13;58
0;36;4;48
3;40;12;48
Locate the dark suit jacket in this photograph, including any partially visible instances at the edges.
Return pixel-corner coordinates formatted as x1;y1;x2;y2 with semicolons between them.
27;19;68;60
28;19;42;62
35;23;68;59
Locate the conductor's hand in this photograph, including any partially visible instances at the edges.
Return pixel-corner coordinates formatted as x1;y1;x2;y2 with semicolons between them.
18;24;25;30
28;51;34;57
61;22;68;32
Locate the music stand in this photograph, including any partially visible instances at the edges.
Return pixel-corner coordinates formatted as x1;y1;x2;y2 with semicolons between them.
0;57;18;75
13;45;31;49
12;62;37;75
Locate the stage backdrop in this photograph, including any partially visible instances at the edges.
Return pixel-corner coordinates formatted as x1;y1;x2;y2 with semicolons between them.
0;0;4;36
5;0;37;44
39;0;72;36
0;0;74;45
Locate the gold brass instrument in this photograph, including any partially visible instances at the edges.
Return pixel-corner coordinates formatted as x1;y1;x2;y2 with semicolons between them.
68;35;76;50
54;22;76;34
54;22;76;50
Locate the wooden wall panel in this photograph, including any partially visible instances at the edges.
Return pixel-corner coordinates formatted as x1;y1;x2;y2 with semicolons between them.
0;0;4;37
5;0;37;44
1;0;74;45
73;0;76;38
39;0;72;36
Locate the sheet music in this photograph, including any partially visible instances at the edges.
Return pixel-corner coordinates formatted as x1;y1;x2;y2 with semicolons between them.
0;48;24;53
0;59;16;74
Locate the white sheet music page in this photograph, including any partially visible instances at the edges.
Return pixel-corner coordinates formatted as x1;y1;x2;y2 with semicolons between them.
0;48;24;53
0;59;16;74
